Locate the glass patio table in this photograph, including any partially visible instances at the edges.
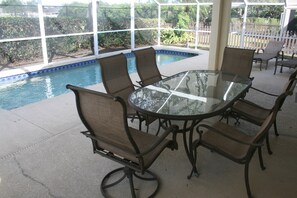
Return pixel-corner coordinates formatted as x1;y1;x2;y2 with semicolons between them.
128;70;252;176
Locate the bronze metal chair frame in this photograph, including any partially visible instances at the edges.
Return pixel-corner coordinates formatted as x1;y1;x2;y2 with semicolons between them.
221;47;255;80
190;91;288;198
229;77;297;155
275;52;297;74
66;84;178;198
98;53;159;133
133;47;167;87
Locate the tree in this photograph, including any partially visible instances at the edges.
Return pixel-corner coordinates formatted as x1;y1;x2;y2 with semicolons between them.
199;5;212;26
248;5;283;19
1;0;24;16
58;2;88;18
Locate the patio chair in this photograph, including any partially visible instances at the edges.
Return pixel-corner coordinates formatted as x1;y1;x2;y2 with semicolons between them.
253;40;284;71
66;84;178;198
191;91;287;198
275;52;297;74
221;47;255;80
229;77;297;154
98;53;158;132
133;47;167;87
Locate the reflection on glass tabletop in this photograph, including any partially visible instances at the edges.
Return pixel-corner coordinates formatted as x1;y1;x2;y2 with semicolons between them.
129;70;252;120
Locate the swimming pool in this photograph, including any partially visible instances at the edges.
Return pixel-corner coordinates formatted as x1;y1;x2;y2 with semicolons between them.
0;50;196;110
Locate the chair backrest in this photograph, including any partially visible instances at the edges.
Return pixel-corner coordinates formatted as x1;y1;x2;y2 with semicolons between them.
98;53;134;101
264;40;284;54
133;47;162;86
66;84;141;163
221;47;255;78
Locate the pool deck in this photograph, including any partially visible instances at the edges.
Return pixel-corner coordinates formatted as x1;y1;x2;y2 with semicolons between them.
1;49;297;198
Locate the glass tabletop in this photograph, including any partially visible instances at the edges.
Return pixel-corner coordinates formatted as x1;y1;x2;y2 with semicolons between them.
129;70;252;120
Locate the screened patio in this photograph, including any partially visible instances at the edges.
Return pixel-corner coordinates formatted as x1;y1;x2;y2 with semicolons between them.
1;50;297;198
0;0;295;71
1;1;297;198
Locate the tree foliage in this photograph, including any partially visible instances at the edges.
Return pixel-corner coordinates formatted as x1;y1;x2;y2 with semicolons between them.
248;5;283;19
58;2;88;18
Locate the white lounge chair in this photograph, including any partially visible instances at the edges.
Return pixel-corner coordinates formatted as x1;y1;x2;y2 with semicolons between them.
253;40;284;71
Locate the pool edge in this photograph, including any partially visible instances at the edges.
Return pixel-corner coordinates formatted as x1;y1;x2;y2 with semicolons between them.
0;47;199;84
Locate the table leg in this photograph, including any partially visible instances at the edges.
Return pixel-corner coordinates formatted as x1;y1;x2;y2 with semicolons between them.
181;119;201;179
162;119;201;179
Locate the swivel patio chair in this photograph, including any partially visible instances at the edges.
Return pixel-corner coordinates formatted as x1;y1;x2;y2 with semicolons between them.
66;84;178;198
191;91;287;198
253;40;284;71
230;77;297;154
98;53;157;132
133;47;167;87
221;47;255;80
275;51;297;74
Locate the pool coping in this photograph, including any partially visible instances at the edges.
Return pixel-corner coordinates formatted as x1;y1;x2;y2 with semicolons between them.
0;46;199;84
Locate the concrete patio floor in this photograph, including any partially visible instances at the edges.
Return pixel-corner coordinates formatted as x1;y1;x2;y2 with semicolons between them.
1;49;297;198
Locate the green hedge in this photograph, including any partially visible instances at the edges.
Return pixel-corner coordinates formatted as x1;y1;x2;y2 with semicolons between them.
0;17;40;39
0;17;91;65
0;16;161;65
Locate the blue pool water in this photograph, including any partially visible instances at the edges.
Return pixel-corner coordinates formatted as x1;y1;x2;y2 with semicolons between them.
0;52;195;110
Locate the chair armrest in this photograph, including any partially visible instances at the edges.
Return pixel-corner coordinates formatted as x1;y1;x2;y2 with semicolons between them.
82;125;179;157
250;86;278;97
81;131;96;139
197;124;263;147
136;79;170;89
249;77;255;81
137;125;179;157
256;48;264;54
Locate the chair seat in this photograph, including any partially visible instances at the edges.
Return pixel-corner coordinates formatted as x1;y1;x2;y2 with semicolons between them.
130;127;171;168
201;122;254;160
277;59;297;68
254;53;277;61
98;127;171;169
232;99;270;125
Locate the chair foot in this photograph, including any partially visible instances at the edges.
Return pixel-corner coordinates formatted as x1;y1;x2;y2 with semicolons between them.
274;122;279;136
258;148;266;170
266;134;273;155
188;167;200;179
101;167;160;198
